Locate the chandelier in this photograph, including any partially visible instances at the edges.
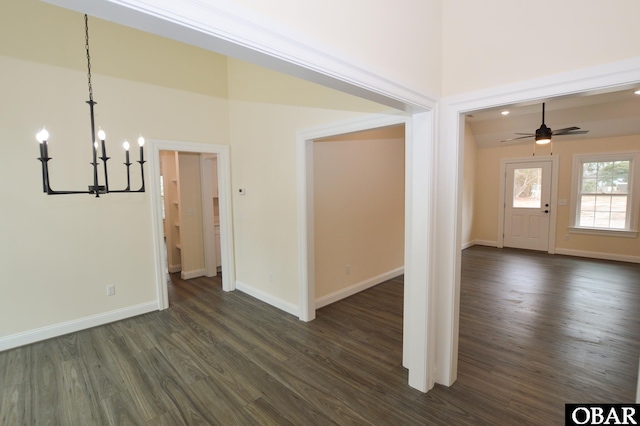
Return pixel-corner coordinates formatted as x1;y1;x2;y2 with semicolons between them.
36;14;145;197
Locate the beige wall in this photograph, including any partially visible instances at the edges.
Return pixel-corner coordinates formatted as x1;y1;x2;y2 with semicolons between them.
0;0;396;339
313;132;405;299
1;1;228;97
4;0;640;346
0;1;228;337
227;58;392;306
0;62;227;336
471;135;640;259
442;0;640;96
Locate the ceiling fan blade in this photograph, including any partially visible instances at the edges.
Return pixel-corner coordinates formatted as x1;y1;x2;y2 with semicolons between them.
551;126;580;135
501;135;534;143
561;130;589;136
514;133;535;136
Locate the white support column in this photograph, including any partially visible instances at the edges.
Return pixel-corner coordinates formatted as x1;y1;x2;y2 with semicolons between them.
404;111;436;392
432;101;463;386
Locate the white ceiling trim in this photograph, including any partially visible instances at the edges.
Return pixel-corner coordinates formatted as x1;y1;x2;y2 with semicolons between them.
444;56;640;113
43;0;436;112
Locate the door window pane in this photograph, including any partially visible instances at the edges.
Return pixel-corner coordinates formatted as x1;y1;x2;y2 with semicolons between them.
513;168;542;208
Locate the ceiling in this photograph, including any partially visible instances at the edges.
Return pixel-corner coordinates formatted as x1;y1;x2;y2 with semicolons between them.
466;87;640;148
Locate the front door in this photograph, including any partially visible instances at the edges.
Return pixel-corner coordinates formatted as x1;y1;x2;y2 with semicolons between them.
503;161;552;251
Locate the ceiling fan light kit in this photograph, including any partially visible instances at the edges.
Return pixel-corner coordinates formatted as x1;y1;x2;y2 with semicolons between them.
535;124;552;145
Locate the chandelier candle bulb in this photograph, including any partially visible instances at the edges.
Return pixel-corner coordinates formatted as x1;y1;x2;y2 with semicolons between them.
35;128;52;194
122;140;132;191
36;128;50;158
123;140;130;164
98;129;107;159
138;136;145;163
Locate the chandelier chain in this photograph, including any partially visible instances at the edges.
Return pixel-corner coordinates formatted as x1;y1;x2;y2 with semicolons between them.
84;14;93;102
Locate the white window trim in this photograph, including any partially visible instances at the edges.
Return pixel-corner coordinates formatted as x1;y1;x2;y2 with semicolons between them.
569;151;640;236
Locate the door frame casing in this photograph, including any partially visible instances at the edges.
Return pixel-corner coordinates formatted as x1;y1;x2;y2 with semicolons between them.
498;156;559;253
148;140;235;310
296;111;437;392
441;57;640;390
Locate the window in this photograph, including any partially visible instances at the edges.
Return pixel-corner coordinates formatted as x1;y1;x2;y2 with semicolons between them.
513;167;542;208
570;152;639;237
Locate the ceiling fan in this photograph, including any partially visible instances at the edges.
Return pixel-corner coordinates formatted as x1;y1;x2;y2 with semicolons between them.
501;102;589;144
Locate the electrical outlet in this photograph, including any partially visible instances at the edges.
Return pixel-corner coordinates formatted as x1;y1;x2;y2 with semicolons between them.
564;234;570;241
345;265;351;275
106;285;115;296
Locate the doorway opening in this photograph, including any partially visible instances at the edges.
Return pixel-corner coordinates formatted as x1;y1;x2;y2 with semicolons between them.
452;73;640;397
295;113;435;389
148;140;235;310
312;125;405;309
296;114;411;323
159;150;222;280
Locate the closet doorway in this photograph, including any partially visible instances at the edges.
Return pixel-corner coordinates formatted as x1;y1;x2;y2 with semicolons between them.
160;151;221;280
149;140;235;310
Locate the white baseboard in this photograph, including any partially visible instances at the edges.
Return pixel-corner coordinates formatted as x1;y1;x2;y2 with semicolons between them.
462;239;499;249
235;281;299;317
473;240;498;247
462;242;638;264
0;301;158;352
181;268;206;280
168;264;181;273
461;240;475;250
555;248;640;264
315;267;404;309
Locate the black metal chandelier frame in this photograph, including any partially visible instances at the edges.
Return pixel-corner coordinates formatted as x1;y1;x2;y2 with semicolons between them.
36;14;145;198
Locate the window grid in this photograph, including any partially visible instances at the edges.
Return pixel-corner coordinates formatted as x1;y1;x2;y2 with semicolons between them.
577;160;630;230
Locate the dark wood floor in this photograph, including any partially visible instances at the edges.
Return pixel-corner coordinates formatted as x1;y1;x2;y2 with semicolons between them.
1;246;639;425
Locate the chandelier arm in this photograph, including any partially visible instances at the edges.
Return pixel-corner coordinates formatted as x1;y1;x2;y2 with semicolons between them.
138;159;146;192
38;154;50;193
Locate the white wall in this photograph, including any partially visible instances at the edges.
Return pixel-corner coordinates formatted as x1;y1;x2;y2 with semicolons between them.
442;0;640;96
230;0;442;98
